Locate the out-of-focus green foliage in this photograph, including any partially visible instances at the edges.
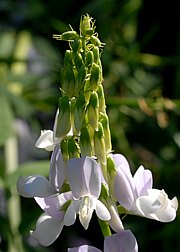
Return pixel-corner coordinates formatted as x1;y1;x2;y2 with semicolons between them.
0;0;180;251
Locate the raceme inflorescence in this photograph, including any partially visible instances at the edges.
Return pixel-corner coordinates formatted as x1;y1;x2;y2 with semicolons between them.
17;14;178;252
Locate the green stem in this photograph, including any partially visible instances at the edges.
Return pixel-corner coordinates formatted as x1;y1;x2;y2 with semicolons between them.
5;133;24;252
98;219;112;237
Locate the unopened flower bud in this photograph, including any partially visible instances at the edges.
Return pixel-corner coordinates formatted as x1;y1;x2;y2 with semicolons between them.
85;51;94;66
80;14;92;36
71;38;82;53
94;122;106;165
79;126;92;156
74;93;87;132
54;96;71;139
68;137;80;158
64;50;73;66
74;51;83;69
90;35;102;47
75;65;87;92
89;63;101;91
100;113;112;153
107;156;117;195
59;31;79;41
97;84;106;113
61;65;76;97
93;46;100;64
88;91;99;131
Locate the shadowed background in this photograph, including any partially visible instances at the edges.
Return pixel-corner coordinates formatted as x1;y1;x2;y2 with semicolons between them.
0;0;180;251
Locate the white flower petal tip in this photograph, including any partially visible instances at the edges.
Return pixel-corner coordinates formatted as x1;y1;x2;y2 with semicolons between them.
68;245;101;252
135;189;178;222
30;213;63;247
35;130;54;151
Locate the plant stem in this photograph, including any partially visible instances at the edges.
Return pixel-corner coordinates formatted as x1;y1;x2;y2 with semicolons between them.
98;219;112;237
5;132;24;252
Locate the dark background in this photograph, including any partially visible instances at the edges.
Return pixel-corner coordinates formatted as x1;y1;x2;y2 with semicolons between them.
0;0;180;251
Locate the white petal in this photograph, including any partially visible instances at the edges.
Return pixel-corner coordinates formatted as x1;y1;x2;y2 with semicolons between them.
114;169;136;211
79;197;95;230
17;175;56;197
108;204;124;232
64;201;78;226
35;130;54;151
133;165;152;196
135;189;178;222
49;145;65;189
95;199;111;221
68;245;101;252
67;157;101;198
30;213;63;246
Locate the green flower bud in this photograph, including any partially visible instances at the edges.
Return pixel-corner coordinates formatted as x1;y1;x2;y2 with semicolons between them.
60;31;79;41
80;14;92;36
107;156;117;196
90;35;102;47
79;126;92;156
75;65;87;92
74;51;83;69
55;96;71;139
61;65;76;97
94;122;106;165
100;113;112;153
71;38;82;53
97;84;106;113
74;93;87;132
89;63;101;91
64;50;73;66
85;51;94;66
68;137;80;158
88;91;99;131
93;46;100;64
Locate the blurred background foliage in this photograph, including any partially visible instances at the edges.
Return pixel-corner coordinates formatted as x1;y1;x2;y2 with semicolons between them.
0;0;180;251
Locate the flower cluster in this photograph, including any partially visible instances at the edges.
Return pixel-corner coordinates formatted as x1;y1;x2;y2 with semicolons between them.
17;15;178;251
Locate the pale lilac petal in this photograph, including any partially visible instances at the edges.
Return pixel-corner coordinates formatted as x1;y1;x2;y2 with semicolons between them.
107;204;124;232
35;195;65;220
64;201;80;226
68;245;101;252
49;145;65;189
35;130;54;151
112;154;130;172
95;199;111;221
17;175;56;197
114;170;136;210
30;213;63;246
133;165;152;196
67;157;101;198
104;230;138;252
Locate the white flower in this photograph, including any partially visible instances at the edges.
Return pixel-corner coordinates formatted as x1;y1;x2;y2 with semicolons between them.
113;154;178;222
64;157;111;229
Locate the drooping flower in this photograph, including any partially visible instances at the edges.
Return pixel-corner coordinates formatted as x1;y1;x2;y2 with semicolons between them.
35;109;73;151
113;154;178;222
64;156;111;230
68;229;138;252
17;145;72;245
35;130;55;151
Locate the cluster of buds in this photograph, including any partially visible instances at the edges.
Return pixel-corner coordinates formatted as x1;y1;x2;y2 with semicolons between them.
17;15;178;251
53;14;111;170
